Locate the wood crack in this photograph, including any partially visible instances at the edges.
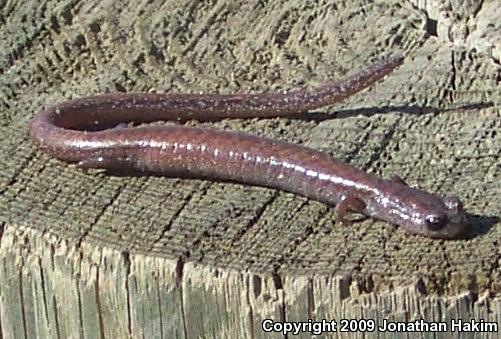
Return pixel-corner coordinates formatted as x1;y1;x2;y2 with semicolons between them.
75;183;125;249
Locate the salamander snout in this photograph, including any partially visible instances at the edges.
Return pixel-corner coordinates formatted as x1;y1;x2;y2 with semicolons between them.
444;196;463;212
423;196;466;237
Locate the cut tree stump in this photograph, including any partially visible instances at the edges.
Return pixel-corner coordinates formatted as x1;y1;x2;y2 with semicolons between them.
1;1;500;338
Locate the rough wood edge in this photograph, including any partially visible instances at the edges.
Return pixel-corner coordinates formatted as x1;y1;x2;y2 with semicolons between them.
1;224;499;338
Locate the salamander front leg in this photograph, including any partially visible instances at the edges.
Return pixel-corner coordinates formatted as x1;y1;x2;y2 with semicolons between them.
334;195;366;225
390;174;408;186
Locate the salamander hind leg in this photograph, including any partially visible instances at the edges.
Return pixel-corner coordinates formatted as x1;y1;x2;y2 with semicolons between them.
76;155;134;171
77;157;113;170
334;195;366;225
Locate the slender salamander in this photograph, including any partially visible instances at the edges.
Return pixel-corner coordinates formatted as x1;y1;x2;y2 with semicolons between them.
29;55;466;238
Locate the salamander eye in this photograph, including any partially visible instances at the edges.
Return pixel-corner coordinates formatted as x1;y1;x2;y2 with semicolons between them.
425;215;448;231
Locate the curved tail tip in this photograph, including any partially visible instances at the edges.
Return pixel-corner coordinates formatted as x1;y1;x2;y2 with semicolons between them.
388;53;404;66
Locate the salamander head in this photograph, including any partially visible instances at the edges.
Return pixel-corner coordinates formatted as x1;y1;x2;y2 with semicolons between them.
379;185;467;239
419;196;466;238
